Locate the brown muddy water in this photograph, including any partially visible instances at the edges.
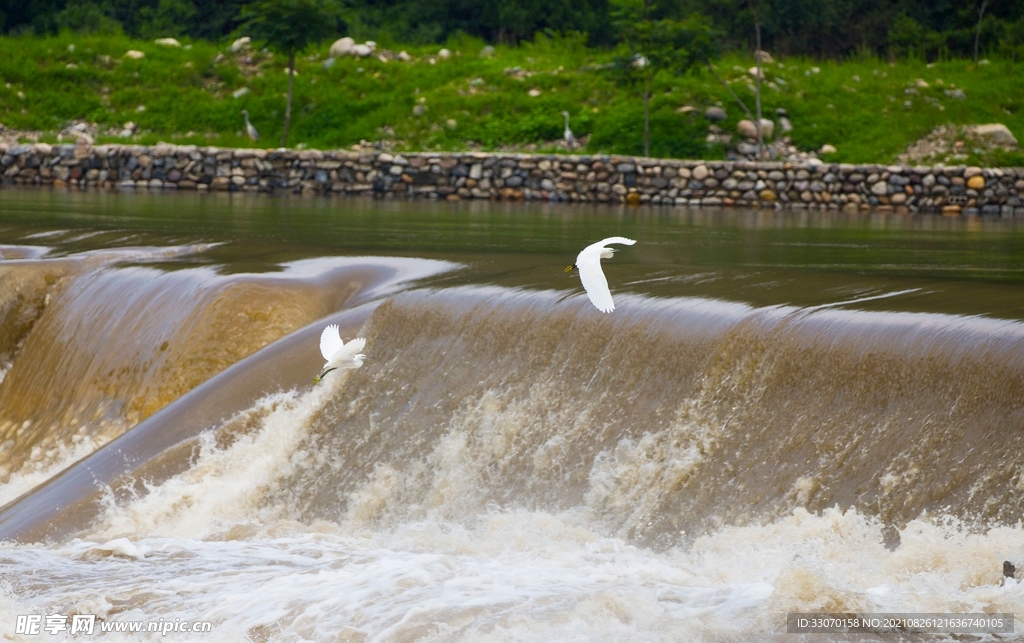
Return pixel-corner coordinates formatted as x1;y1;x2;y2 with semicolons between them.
1;187;1024;641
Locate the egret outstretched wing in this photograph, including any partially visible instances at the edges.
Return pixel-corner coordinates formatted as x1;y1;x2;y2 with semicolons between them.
330;337;366;363
586;236;636;250
577;255;614;312
320;324;344;360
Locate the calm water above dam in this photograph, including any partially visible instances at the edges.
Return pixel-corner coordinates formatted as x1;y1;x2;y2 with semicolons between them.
1;187;1024;642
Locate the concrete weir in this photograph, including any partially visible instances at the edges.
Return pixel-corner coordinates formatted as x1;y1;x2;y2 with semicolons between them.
1;141;1023;215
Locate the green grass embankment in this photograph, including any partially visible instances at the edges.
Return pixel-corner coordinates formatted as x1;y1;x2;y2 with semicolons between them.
0;32;1022;166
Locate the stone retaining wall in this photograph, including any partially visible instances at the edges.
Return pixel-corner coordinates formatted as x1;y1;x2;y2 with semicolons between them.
2;142;1023;216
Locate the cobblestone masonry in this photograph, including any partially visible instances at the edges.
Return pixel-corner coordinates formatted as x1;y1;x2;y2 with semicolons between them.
2;142;1023;216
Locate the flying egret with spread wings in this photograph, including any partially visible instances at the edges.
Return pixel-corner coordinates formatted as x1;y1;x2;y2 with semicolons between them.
564;237;636;313
313;324;366;384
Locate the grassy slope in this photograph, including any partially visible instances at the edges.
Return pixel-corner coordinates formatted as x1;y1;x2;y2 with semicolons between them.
0;32;1022;166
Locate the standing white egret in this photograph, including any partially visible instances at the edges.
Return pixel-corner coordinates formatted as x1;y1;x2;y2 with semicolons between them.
313;324;367;384
561;111;576;151
564;237;636;313
241;109;259;143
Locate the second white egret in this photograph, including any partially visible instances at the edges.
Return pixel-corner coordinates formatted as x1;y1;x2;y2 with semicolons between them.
241;109;259;143
561;110;576;151
564;237;636;313
313;324;366;384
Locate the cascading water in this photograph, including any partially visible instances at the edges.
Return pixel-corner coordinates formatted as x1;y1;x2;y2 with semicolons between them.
2;192;1024;642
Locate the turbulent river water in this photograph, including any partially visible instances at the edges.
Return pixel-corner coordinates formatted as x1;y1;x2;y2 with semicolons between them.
2;188;1024;642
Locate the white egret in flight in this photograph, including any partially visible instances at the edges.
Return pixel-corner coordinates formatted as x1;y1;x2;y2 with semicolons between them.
313;324;366;384
564;237;636;313
241;109;259;143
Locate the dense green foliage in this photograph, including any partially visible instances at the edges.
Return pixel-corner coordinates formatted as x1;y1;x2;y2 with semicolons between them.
677;0;1024;60
609;0;717;156
239;0;343;57
237;0;344;145
2;0;1024;61
0;32;1021;166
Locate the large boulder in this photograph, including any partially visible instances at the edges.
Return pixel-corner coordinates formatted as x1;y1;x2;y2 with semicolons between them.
330;37;355;57
704;106;727;122
737;120;757;138
967;123;1018;148
351;43;373;57
737;119;774;139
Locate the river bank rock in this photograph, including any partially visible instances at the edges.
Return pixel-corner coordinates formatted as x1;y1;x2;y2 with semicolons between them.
899;123;1019;165
704;107;727;122
0;142;1021;216
967;124;1018;148
330;37;355;57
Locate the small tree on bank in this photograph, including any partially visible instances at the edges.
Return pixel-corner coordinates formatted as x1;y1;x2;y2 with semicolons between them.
700;0;769;159
238;0;344;147
747;0;766;159
974;0;990;65
610;0;715;157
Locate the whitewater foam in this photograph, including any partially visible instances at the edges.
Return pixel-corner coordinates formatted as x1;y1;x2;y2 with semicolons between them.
88;381;346;541
5;508;1024;642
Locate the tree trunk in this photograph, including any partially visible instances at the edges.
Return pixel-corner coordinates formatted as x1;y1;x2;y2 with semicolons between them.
641;0;651;158
749;0;765;159
974;0;988;65
643;75;651;157
282;50;295;147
